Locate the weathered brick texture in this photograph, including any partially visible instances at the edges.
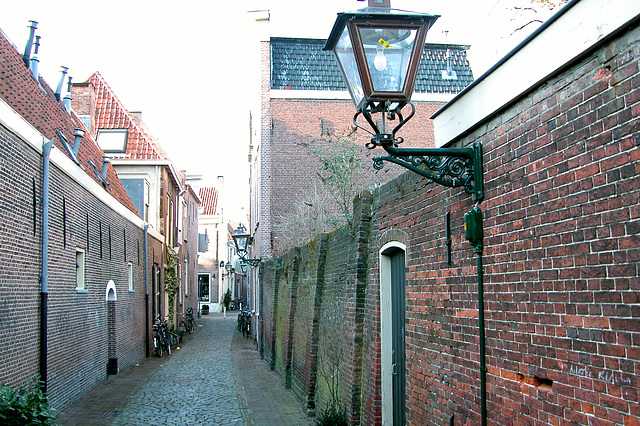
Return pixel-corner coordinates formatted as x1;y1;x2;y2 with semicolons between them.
259;19;640;426
0;29;164;412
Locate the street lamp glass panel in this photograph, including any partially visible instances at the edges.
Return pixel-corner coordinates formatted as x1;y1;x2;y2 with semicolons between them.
359;27;418;93
325;8;438;110
334;25;365;108
232;233;251;253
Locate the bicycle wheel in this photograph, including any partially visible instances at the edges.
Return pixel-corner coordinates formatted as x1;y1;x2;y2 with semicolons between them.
153;335;163;357
169;332;178;348
180;320;187;332
188;318;196;333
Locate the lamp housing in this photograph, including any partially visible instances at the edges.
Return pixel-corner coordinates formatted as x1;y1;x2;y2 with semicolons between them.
324;6;438;111
232;231;251;255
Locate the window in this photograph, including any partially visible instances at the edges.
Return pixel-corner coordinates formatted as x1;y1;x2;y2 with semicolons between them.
76;249;86;292
144;181;150;223
97;129;128;152
128;262;134;292
198;274;210;302
184;259;188;296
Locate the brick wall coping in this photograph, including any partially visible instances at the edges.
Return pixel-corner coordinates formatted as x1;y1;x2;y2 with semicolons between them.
432;0;640;147
0;96;163;244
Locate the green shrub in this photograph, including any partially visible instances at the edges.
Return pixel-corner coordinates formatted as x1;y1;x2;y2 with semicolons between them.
0;378;55;425
315;405;347;426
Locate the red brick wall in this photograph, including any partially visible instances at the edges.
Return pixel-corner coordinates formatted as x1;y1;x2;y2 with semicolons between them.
267;98;444;256
368;21;640;425
259;20;640;425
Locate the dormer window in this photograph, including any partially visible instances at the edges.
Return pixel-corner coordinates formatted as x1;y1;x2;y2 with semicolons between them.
97;129;128;153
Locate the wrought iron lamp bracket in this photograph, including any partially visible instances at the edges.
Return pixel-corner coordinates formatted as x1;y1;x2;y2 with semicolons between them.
354;101;484;201
244;258;262;267
238;251;261;268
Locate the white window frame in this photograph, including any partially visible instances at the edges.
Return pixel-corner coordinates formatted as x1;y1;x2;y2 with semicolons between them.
76;248;86;292
128;262;134;292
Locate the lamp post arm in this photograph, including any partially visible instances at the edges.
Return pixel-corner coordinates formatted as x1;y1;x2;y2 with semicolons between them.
373;142;484;201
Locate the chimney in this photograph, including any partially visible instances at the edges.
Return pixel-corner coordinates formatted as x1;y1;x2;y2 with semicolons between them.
22;21;38;68
55;66;68;101
63;76;73;111
101;156;110;178
29;35;40;79
72;128;85;155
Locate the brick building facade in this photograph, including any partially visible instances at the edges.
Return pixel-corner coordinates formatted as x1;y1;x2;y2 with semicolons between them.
251;37;474;260
258;1;640;424
0;22;189;412
71;72;200;325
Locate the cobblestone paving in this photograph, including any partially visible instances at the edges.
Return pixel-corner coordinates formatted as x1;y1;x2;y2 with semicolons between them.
111;316;242;425
56;313;313;426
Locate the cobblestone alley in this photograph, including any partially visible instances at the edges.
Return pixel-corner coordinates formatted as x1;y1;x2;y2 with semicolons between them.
56;313;313;426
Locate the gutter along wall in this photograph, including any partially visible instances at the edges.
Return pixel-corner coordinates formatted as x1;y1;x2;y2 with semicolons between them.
258;2;640;423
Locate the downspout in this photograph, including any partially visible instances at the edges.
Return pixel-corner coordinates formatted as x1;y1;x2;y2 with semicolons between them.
40;139;53;392
144;224;150;357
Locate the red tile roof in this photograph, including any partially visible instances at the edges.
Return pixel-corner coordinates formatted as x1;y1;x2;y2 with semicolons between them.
85;72;169;160
199;187;219;215
0;29;138;215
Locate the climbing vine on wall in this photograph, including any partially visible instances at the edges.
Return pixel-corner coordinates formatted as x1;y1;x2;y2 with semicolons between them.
164;246;179;329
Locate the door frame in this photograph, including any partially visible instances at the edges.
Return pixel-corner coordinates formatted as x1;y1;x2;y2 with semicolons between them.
380;242;407;425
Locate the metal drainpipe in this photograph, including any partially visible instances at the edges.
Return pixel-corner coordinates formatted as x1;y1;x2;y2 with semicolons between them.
144;224;150;357
477;250;487;426
40;139;53;392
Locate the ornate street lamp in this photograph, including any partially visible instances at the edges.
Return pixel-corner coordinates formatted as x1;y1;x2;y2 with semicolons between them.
325;1;487;424
324;0;484;202
232;228;261;267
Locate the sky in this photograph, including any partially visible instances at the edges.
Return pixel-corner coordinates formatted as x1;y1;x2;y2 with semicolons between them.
0;0;562;220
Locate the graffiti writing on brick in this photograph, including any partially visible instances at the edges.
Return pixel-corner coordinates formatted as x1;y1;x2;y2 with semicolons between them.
569;364;592;378
598;370;633;386
568;364;633;386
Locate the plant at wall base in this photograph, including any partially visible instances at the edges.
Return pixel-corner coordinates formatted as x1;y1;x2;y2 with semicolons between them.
164;246;180;329
0;378;55;425
315;348;347;426
315;405;347;426
223;289;232;311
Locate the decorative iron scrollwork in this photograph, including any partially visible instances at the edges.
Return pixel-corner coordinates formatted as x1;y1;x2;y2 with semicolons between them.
355;101;484;201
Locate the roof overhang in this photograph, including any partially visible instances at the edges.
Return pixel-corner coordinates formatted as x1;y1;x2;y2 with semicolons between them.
431;0;640;147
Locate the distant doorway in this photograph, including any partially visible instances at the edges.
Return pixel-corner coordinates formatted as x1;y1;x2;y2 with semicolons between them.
380;243;406;425
198;273;210;303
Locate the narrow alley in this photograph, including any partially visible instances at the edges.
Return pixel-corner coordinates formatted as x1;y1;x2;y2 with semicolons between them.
56;313;313;426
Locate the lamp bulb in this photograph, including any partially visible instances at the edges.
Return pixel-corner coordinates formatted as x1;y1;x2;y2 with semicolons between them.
374;49;387;72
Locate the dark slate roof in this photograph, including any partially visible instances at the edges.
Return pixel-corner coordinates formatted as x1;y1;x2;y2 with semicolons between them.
270;37;474;94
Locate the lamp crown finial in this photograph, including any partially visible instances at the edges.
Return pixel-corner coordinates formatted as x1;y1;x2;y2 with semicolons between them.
367;0;391;7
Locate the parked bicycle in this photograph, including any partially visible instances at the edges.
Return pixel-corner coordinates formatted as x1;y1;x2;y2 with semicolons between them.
179;306;197;334
152;316;179;357
237;310;252;339
152;316;170;357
